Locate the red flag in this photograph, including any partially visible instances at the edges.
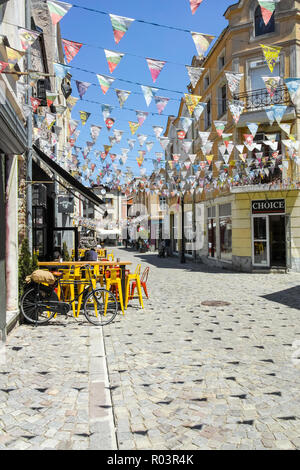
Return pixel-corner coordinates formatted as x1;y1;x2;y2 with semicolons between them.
30;96;41;112
189;0;203;15
0;61;9;73
62;39;83;63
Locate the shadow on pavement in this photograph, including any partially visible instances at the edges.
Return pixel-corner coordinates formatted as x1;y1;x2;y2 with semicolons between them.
117;247;234;274
262;286;300;310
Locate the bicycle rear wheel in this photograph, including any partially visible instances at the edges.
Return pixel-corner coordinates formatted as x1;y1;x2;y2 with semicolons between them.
84;288;118;326
20;286;58;325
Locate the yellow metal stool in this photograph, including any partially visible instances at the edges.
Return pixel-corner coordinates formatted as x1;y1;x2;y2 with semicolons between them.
76;267;97;317
105;268;125;315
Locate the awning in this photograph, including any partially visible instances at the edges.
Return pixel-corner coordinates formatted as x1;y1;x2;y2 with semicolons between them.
33;144;105;208
97;229;121;236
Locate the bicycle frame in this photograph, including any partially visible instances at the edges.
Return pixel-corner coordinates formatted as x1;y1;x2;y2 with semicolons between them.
34;265;99;316
56;265;99;313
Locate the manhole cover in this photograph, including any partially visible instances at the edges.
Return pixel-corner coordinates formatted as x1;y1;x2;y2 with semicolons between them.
201;301;231;307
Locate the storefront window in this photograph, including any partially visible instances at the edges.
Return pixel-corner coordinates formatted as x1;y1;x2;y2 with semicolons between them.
219;204;232;261
185;211;193;255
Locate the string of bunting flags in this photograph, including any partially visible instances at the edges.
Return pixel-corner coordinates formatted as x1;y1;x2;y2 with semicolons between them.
5;0;300;194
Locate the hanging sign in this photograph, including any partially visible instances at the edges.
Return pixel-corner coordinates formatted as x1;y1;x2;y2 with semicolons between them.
251;199;285;214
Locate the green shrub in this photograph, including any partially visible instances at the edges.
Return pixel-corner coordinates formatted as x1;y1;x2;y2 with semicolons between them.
62;242;70;261
18;238;37;298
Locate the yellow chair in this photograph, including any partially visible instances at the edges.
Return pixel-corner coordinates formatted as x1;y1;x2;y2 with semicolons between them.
105;268;124;315
93;264;104;287
125;264;144;309
61;266;79;317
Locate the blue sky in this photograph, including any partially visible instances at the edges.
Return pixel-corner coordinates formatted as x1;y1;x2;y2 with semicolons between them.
59;0;236;182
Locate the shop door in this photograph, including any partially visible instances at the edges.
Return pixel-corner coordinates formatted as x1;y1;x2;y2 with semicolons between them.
252;215;287;268
252;216;269;267
269;215;286;267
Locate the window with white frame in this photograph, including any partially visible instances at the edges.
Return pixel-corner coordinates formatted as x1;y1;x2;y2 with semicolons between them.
248;59;280;92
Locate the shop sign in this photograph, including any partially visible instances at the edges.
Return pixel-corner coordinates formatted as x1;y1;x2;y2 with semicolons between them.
252;199;285;214
58;196;74;213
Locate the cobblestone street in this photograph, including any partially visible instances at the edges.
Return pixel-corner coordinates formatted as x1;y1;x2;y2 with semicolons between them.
1;247;300;450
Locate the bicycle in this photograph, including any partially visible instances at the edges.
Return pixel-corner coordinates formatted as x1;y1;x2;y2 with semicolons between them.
20;265;118;326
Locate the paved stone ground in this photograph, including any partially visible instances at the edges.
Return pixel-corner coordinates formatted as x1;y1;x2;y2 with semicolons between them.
1;248;300;450
0;318;117;450
103;247;300;450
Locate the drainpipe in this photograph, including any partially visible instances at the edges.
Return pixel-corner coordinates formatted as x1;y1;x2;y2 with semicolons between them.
25;0;32;253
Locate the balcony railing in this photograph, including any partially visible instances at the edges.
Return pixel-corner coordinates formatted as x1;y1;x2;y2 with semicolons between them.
233;86;292;112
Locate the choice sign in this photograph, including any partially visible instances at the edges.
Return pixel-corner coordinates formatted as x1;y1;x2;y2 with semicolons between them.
252;199;285;214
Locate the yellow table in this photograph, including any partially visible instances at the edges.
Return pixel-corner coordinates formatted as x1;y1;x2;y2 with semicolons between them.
38;261;132;305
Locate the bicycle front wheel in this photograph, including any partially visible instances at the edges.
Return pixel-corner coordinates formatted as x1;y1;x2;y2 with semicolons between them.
20;287;57;325
84;288;118;326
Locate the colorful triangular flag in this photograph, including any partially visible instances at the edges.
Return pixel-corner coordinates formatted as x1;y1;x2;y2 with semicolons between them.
136;111;148;126
184;94;202;116
0;61;9;74
191;32;215;58
18;27;40;51
284;78;300;106
109;14;134;44
104;49;125;74
115;89;131;108
96;74;115;95
141;85;158;107
90;125;102;142
214;121;227;137
129;121;139;135
225;72;244;95
62;39;83;63
189;0;204;15
262;76;281;97
186;65;205;88
146;58;166;83
154;96;169;115
258;1;276;26
53;62;71;78
79;111;91;126
153;126;164;140
228;100;244;124
261;44;281;73
47;0;72;26
76;81;91;99
5;46;25;69
101;104;114;121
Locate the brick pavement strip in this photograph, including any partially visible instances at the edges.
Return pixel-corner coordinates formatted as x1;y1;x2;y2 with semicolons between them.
2;246;300;450
0;317;117;450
